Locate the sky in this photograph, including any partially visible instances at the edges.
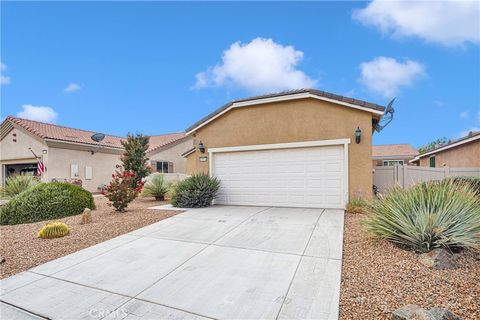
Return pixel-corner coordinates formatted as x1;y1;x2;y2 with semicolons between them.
1;1;479;148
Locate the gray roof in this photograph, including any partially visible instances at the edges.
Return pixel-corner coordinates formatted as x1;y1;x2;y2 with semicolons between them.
186;88;386;133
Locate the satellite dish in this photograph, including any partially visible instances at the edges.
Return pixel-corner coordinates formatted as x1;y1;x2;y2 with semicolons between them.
375;98;395;132
91;133;105;143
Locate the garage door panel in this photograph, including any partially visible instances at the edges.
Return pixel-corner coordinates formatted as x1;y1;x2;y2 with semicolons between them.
212;145;346;209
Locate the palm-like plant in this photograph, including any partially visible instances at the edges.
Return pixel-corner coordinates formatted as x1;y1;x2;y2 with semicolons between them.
1;174;39;198
141;173;171;201
363;179;480;253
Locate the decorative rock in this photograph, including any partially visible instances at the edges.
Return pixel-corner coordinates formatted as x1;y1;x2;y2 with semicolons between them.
418;248;458;270
428;308;462;320
392;305;463;320
80;208;92;224
392;304;428;320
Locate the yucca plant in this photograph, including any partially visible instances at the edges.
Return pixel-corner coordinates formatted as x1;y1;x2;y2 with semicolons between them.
38;222;70;239
1;174;39;198
171;174;220;208
141;173;171;201
346;197;370;214
363;179;480;253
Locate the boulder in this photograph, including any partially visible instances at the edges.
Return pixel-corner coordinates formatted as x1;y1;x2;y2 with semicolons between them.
392;305;463;320
418;248;458;270
80;208;92;224
392;304;428;320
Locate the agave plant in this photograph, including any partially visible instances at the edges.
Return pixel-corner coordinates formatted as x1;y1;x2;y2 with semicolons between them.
1;174;39;198
363;179;480;253
141;173;171;201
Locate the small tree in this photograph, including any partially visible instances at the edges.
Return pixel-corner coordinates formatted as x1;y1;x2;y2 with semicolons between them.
103;166;144;212
121;133;151;188
418;137;447;154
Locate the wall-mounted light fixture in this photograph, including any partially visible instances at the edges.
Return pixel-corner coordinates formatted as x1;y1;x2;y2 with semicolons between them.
355;127;362;144
198;141;206;154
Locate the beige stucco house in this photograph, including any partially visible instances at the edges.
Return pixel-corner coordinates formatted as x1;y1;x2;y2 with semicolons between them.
410;131;480;168
0;116;192;193
184;89;386;209
372;144;418;166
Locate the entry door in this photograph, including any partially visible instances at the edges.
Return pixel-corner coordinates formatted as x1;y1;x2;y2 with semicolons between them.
211;145;346;208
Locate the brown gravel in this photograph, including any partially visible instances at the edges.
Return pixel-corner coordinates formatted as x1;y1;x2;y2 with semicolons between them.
0;196;178;279
339;213;480;320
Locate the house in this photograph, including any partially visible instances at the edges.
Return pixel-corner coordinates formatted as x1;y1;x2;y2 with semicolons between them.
410;131;480;168
372;144;418;166
184;88;386;209
0;116;192;192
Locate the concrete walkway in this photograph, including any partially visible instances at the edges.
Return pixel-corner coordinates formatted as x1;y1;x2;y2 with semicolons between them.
0;206;344;320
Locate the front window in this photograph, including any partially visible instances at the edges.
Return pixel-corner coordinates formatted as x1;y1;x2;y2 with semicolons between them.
156;161;174;173
429;156;436;168
382;160;404;166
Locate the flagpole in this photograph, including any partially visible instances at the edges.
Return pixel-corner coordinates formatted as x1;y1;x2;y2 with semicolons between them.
28;148;39;159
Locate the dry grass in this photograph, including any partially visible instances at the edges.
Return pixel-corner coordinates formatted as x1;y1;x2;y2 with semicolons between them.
340;213;480;319
0;196;178;279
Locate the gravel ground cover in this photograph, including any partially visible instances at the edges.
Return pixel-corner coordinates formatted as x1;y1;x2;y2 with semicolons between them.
0;196;178;279
339;213;480;320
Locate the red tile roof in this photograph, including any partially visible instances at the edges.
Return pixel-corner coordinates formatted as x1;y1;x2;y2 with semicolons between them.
372;144;418;158
3;116;186;153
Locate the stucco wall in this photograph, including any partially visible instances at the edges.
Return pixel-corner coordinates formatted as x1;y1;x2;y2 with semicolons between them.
419;140;480;167
148;137;193;174
0;127;48;183
47;147;122;192
186;98;375;199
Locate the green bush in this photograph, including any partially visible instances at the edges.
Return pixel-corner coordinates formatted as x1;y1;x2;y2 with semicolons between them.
171;174;220;208
1;174;39;198
0;182;95;225
346;197;370;214
363;180;480;253
141;173;171;201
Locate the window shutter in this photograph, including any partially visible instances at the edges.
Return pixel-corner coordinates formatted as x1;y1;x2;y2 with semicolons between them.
168;162;174;173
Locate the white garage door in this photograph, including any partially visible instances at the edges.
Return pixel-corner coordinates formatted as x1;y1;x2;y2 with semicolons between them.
211;144;347;209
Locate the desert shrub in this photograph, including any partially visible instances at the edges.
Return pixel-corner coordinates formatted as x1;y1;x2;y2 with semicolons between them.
346;197;370;214
171;174;220;208
451;176;480;197
363;180;480;253
141;173;171;201
0;182;95;225
103;167;143;212
38;222;70;239
1;174;39;198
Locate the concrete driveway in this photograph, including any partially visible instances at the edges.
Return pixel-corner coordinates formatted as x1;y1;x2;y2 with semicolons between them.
0;206;344;320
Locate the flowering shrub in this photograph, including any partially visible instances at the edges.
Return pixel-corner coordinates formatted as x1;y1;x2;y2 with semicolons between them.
102;166;144;212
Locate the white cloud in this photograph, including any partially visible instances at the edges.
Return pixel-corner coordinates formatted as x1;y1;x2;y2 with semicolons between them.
460;111;469;119
64;83;81;93
359;56;425;97
17;105;58;123
353;1;480;46
194;37;317;93
1;62;10;85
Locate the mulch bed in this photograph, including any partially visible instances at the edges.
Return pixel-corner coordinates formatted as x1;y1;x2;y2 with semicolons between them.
0;196;178;279
339;213;480;320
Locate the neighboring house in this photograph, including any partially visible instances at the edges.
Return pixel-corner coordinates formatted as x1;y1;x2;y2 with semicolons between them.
410;131;480;168
184;88;386;209
372;144;418;166
0;116;192;192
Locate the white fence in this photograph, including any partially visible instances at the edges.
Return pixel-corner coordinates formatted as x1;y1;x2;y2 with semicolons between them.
373;165;480;193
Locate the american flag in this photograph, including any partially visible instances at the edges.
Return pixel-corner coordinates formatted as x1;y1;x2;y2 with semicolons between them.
37;157;46;175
